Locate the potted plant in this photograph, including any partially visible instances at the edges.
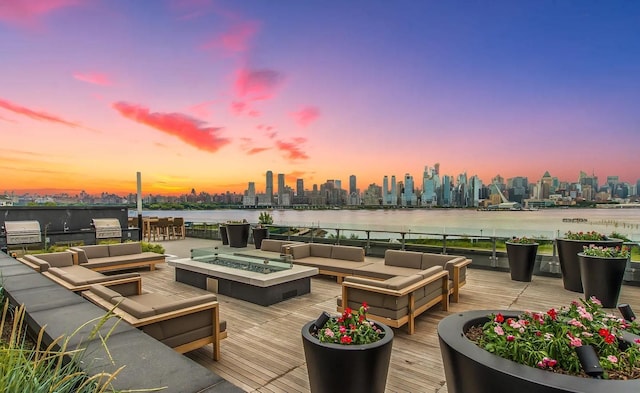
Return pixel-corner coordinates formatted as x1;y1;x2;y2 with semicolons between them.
301;303;394;393
225;220;250;248
438;297;640;393
556;231;623;293
252;212;273;249
218;223;229;245
505;236;538;282
579;245;631;308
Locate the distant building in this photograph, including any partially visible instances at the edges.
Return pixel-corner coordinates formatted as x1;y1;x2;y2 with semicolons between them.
266;171;273;204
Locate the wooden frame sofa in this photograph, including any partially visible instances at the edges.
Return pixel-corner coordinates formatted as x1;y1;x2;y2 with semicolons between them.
353;249;472;302
337;267;449;334
18;251;142;293
69;242;165;272
287;243;373;283
82;284;227;360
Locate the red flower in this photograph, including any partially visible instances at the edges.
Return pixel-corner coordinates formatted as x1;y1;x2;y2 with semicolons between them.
340;335;352;344
599;328;609;337
495;313;504;323
605;334;615;344
547;309;557;320
359;314;365;323
362;302;368;310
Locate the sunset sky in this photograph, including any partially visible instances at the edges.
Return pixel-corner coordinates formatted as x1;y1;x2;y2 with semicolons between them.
1;0;639;196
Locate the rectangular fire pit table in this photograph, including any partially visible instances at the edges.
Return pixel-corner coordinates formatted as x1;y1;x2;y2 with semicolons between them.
168;249;318;306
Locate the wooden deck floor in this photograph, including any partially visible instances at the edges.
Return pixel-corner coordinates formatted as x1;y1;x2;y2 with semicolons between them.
143;238;640;393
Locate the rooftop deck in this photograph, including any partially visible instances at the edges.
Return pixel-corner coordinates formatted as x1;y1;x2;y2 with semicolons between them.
148;238;640;393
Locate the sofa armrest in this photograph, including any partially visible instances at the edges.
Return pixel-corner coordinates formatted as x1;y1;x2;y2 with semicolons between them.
343;270;448;297
21;255;51;272
68;247;89;264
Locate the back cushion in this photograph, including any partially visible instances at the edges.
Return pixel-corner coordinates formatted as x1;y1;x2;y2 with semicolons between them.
309;243;333;258
384;274;423;290
385;250;422;269
109;242;142;257
89;284;122;301
153;294;217;314
289;244;311;259
37;252;74;268
260;239;282;253
331;246;364;262
421;254;453;269
80;245;110;259
24;255;51;272
114;296;155;318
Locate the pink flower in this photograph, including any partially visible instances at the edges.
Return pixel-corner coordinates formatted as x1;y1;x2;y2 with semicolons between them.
494;326;504;336
507;335;515;342
339;326;346;334
607;355;618;363
568;318;585;329
590;296;602;306
567;334;582;347
324;328;334;338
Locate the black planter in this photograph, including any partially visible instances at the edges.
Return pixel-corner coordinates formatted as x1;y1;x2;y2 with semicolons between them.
252;227;268;249
505;242;538;282
556;238;623;292
438;310;640;393
219;225;229;245
301;320;393;393
226;223;250;248
578;253;628;308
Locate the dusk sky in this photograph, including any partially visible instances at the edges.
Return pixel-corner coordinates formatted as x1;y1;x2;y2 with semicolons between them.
1;0;639;196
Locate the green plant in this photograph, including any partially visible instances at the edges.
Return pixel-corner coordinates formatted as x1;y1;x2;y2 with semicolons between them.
316;303;385;345
581;244;630;259
141;241;165;254
564;231;607;241
507;236;537;244
609;232;632;242
473;297;640;379
258;211;273;226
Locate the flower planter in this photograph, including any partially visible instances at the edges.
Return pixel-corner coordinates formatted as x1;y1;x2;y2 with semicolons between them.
252;227;268;249
219;225;229;245
438;310;640;393
301;320;393;393
226;223;250;248
556;238;623;292
505;242;538;282
578;253;628;308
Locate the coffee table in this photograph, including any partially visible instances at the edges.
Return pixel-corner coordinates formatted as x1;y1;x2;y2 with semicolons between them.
168;249;318;306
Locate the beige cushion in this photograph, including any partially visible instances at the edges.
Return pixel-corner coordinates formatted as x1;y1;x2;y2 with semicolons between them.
421;253;456;269
418;266;444;279
113;296;156;318
153;294;218;314
384;274;423;290
23;255;51;272
79;245;110;259
331;245;365;262
385;250;422;269
354;263;420;280
310;243;333;258
90;284;122;301
109;242;142;257
289;244;311;259
344;276;387;288
261;239;285;253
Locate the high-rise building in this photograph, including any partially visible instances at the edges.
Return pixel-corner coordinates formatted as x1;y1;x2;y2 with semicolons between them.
349;175;356;195
296;179;304;196
266;171;273;204
401;173;416;206
277;173;285;205
243;182;256;206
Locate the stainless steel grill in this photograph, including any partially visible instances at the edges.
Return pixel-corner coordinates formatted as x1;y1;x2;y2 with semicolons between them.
4;220;42;245
92;218;122;239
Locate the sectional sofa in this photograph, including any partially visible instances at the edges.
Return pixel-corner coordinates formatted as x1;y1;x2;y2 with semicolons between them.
83;284;227;360
235;238;303;259
286;243;372;283
18;251;142;293
69;242;165;272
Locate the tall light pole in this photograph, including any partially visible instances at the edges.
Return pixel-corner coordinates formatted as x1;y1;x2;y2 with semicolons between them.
137;172;143;241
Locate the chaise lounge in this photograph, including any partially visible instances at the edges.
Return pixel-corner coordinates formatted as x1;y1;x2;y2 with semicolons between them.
69;242;165;272
18;251;142;293
82;283;227;360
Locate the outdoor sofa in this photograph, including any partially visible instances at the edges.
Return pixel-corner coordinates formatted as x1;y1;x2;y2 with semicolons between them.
286;243;373;283
337;266;449;334
235;238;304;259
69;242;165;272
353;249;472;302
18;251;142;293
82;283;227;360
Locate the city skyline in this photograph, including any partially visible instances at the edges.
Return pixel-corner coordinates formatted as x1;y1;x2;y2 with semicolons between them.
2;1;639;196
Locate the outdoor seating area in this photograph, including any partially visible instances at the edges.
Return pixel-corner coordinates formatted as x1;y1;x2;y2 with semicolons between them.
141;216;186;241
69;242;165;272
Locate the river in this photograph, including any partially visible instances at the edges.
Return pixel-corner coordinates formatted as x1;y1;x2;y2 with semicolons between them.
136;208;640;241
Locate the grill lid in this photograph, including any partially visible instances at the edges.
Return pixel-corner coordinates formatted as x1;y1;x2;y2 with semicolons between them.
4;220;42;244
92;218;122;239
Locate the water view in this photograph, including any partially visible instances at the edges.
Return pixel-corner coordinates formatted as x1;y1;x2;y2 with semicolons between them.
138;208;640;241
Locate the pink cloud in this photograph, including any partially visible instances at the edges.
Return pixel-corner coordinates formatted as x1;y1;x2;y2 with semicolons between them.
0;115;16;123
0;0;80;29
112;101;229;153
73;72;112;86
291;106;320;127
202;20;259;54
247;110;260;117
188;100;216;118
0;97;80;128
230;101;247;115
234;68;284;101
248;147;270;155
276;138;309;160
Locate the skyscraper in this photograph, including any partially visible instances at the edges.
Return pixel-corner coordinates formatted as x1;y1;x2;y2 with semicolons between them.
349;175;356;195
266;171;273;204
277;173;285;205
296;179;304;196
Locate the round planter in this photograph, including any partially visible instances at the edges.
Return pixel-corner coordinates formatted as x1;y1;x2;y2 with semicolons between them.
219;225;229;245
226;223;250;248
301;320;394;393
556;238;623;293
252;227;268;249
438;310;640;393
505;242;538;282
578;253;628;308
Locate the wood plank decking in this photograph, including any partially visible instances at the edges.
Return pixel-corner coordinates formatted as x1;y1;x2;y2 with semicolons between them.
143;238;640;393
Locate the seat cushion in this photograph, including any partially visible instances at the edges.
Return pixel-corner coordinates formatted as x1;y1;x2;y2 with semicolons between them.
113;296;156;319
90;284;122;301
